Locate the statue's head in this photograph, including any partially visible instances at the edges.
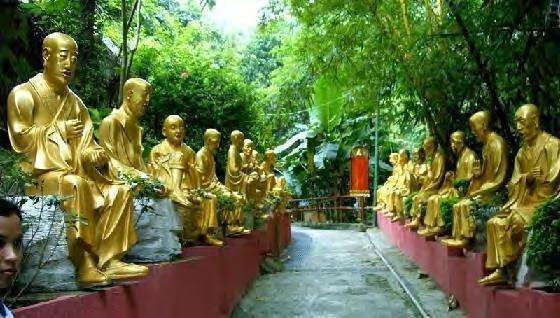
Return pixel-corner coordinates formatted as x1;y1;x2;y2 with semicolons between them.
423;137;437;156
412;147;425;163
264;150;276;165
42;32;78;90
0;198;23;289
398;149;410;165
469;111;490;142
450;131;466;156
230;130;244;148
162;115;185;146
123;78;152;119
243;139;255;157
389;153;398;165
515;104;541;142
203;129;221;153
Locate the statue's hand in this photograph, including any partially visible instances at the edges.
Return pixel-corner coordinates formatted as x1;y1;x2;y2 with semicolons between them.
86;149;108;167
65;119;84;139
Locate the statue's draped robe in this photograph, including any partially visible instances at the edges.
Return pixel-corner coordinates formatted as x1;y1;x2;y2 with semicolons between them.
486;132;560;269
387;163;413;218
452;132;508;240
7;73;136;268
410;151;446;220
150;140;217;240
225;145;244;193
424;147;476;229
376;165;399;208
98;108;148;179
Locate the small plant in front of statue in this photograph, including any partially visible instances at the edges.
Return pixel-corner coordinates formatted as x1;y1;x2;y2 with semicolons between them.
213;191;236;225
118;171;165;199
263;192;282;213
403;192;418;219
453;178;470;197
526;196;560;292
470;191;506;247
440;197;461;234
189;188;213;200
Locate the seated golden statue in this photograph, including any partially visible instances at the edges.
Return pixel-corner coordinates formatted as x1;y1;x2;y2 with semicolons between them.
149;115;222;246
442;111;508;248
196;129;248;235
98;78;151;179
241;139;261;202
225;130;245;194
479;105;560;286
374;153;399;211
418;131;476;237
405;137;446;230
411;147;429;190
261;150;277;194
385;149;414;222
7;33;147;288
272;176;291;214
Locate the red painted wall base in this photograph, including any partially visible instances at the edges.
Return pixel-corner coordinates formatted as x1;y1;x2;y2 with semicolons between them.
377;212;560;318
14;214;292;318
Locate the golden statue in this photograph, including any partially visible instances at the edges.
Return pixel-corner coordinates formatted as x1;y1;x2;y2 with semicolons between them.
225;130;245;194
374;153;399;211
442;111;508;248
387;149;414;222
196;129;248;235
98;78;151;179
418;131;476;237
261;150;277;193
405;137;446;230
411;147;429;190
149;115;222;246
479;105;560;286
241;139;261;202
7;33;147;288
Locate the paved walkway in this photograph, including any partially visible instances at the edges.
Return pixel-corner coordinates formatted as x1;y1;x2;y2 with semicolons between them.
233;226;466;318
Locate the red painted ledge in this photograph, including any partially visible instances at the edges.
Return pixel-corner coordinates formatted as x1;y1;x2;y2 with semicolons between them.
14;214;292;318
377;212;560;318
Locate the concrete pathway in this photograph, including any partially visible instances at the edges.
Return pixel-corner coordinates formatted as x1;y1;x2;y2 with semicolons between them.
234;225;466;318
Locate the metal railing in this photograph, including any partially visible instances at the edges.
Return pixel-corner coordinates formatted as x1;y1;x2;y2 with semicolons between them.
286;195;375;224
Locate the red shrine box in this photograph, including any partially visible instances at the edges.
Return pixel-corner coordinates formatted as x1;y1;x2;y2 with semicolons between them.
377;212;560;318
14;214;292;318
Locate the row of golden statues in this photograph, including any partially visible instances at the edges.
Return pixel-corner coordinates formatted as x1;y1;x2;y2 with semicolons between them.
375;106;560;286
5;33;289;288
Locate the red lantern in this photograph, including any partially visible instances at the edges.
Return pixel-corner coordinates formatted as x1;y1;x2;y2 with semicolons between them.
350;147;370;197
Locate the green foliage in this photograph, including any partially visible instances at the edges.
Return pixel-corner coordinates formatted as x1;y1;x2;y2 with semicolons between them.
440;196;461;234
0;148;34;197
213;191;236;225
527;197;560;291
471;191;508;241
403;192;418;219
118;171;164;199
453;179;470;197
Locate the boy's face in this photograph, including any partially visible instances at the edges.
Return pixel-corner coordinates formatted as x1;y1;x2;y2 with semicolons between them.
0;214;22;288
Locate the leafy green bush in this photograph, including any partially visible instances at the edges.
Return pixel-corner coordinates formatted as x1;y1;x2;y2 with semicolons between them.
453;179;470;197
526;197;560;291
440;197;461;234
403;192;418;218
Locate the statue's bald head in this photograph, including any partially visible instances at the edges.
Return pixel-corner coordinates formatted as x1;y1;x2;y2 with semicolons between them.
469;111;491;142
43;32;78;53
163;115;184;128
515;104;541;141
231;130;244;145
42;33;78;89
451;131;465;143
450;131;466;155
264;149;276;161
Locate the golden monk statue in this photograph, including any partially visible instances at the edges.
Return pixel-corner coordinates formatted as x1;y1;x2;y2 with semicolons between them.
387;149;414;222
405;137;446;230
196;129;248;235
241;139;261;202
7;33;147;288
98;78;151;178
411;147;429;190
418;131;476;237
261;150;277;193
442;111;508;248
479;104;560;286
149;116;222;246
225;130;245;194
374;153;399;211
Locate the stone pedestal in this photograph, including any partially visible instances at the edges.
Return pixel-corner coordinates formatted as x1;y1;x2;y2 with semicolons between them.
16;196;79;292
126;198;182;263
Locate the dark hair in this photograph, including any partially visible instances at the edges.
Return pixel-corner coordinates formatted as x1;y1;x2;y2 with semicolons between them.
0;198;22;221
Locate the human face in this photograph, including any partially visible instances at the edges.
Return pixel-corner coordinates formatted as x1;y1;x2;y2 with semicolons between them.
206;137;220;153
128;86;151;119
469;120;486;143
0;214;22;289
398;152;409;165
43;40;78;89
423;140;435;156
243;141;254;157
163;118;185;146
